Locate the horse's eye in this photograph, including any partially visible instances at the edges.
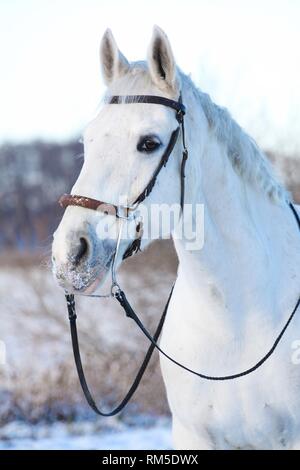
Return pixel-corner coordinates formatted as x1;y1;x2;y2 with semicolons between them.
137;136;161;153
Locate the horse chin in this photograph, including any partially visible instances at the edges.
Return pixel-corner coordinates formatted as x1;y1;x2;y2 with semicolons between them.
79;274;105;295
53;260;111;295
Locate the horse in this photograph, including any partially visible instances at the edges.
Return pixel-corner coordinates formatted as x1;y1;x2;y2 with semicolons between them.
52;26;300;449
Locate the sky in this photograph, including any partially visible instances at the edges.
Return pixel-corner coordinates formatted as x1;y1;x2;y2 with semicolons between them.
0;0;300;154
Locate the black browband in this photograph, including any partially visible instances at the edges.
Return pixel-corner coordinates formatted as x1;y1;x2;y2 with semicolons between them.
108;94;186;117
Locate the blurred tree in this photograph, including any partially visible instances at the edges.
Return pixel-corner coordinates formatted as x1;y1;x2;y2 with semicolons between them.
0;140;83;251
0;142;298;253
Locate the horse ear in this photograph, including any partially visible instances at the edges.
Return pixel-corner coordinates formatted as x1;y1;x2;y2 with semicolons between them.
147;26;178;93
100;29;130;86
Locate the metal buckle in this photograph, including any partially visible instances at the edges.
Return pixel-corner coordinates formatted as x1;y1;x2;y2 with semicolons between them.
116;205;134;220
176;108;185;124
116;205;139;220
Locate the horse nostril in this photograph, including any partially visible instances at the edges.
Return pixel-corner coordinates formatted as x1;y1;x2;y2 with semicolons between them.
74;237;89;266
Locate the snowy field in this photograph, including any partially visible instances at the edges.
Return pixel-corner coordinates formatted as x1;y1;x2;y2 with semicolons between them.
0;243;176;450
0;419;172;450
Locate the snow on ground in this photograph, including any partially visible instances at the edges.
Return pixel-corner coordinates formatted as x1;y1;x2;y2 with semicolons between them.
0;244;176;446
0;420;172;450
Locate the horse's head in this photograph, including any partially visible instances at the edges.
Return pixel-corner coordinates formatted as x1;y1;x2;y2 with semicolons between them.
52;26;184;293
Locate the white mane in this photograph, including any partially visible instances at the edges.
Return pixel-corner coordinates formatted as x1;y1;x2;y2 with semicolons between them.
180;71;290;204
195;81;289;203
106;62;289;204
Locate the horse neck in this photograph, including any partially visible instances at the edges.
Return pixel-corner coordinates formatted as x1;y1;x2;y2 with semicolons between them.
173;86;299;335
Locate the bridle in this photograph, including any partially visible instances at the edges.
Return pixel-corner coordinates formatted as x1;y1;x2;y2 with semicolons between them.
58;93;300;417
59;94;188;261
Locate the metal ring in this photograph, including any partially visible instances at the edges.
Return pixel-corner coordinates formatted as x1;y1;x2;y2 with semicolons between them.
111;283;121;297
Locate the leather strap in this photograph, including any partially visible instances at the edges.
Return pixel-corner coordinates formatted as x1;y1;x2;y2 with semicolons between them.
59;194;119;216
289;202;300;231
134;127;180;205
113;203;300;381
115;288;300;381
179;115;188;212
66;203;300;413
66;286;174;416
108;95;186;121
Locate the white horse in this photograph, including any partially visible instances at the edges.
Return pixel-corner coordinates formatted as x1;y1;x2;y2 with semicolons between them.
52;26;300;449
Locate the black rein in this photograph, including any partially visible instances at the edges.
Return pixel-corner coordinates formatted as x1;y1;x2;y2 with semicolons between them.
61;93;300;416
66;203;300;415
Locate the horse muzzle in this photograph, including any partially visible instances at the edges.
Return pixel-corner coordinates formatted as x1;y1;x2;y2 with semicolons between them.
52;224;115;293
